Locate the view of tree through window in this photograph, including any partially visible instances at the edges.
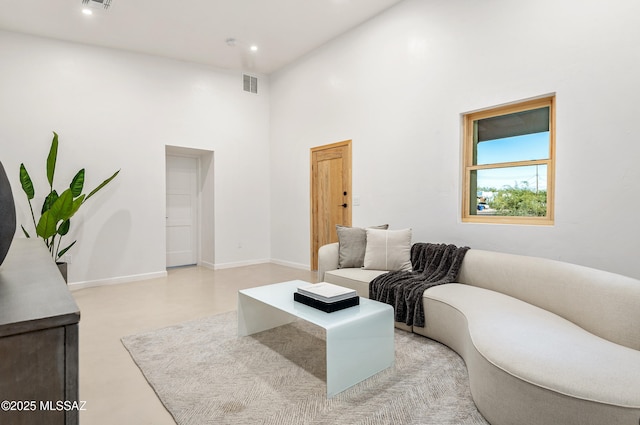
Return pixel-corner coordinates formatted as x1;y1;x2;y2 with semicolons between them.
462;96;555;224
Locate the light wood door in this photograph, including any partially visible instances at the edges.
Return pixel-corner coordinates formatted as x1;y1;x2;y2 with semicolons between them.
310;140;352;270
166;155;198;267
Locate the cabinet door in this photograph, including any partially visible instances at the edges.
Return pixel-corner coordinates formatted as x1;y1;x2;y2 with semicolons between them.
0;327;65;424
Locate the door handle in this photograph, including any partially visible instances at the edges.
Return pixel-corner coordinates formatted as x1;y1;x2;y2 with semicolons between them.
339;203;348;208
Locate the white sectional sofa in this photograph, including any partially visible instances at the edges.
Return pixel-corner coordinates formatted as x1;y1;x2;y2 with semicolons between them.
318;242;640;425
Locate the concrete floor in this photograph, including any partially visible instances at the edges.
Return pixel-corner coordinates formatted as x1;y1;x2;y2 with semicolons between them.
71;263;318;425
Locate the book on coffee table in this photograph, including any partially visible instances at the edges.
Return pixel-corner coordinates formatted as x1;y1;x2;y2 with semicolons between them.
293;291;359;313
297;282;357;303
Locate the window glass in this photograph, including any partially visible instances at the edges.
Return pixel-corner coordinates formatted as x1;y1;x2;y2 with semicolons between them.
476;131;549;165
472;165;548;216
462;96;555;224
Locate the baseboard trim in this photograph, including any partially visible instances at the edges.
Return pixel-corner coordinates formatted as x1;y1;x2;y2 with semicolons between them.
213;259;270;270
67;259;312;290
270;258;310;271
198;260;216;270
68;270;168;291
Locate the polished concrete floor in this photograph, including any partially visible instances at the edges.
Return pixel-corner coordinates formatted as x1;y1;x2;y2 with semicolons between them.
71;263;318;425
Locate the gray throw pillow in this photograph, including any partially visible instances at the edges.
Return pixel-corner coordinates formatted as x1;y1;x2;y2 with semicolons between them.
336;224;389;268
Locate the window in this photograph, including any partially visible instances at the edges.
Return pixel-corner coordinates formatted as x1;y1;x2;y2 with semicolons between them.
462;95;555;225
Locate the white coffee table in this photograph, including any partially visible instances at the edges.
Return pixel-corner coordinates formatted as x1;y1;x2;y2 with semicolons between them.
237;280;394;397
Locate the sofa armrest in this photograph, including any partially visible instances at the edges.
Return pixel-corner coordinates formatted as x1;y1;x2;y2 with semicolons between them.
318;242;339;281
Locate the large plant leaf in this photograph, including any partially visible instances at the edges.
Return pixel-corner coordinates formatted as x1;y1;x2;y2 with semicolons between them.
57;240;77;259
36;210;59;239
70;169;85;197
69;195;85;217
85;169;120;202
19;164;35;199
57;219;70;236
42;190;59;214
46;132;59;189
49;189;74;221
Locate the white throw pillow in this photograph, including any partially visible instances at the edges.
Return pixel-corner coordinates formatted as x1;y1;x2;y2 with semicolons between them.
363;228;412;271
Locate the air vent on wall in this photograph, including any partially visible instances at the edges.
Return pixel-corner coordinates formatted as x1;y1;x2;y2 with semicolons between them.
243;74;258;94
82;0;112;10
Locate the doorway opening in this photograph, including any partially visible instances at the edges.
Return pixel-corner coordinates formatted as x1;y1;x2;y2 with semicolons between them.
165;146;215;269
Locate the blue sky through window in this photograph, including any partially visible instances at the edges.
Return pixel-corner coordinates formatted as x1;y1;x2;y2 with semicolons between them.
476;131;549;191
476;165;547;192
477;131;549;164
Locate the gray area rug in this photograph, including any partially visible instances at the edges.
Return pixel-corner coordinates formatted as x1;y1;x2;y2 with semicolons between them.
122;311;489;425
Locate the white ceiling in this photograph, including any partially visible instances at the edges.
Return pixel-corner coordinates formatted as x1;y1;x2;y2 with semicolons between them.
0;0;404;75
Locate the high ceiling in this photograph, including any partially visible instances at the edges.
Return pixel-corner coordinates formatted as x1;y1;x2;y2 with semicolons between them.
0;0;404;74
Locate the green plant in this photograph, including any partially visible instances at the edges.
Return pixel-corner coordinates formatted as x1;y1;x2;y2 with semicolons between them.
481;182;547;217
19;132;119;261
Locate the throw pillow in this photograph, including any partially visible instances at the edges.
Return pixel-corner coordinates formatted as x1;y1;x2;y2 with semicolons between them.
363;228;412;271
336;224;389;268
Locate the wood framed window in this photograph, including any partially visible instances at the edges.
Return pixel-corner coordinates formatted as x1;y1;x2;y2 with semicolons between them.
462;95;555;225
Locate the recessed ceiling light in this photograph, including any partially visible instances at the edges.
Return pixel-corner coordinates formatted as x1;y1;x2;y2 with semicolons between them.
82;8;93;15
250;45;258;52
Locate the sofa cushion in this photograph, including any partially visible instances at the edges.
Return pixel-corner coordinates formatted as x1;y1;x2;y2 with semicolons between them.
363;228;412;271
323;268;388;298
336;224;388;268
420;284;640;409
456;249;640;351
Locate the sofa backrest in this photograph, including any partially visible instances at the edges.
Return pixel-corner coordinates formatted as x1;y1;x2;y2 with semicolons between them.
318;242;340;281
457;249;640;351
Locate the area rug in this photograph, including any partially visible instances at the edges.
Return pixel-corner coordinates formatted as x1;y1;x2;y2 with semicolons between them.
121;311;489;425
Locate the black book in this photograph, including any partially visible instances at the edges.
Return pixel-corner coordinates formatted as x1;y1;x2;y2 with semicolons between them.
293;292;359;313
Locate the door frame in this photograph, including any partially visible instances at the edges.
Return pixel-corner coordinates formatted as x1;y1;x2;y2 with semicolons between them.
165;145;215;269
310;140;352;270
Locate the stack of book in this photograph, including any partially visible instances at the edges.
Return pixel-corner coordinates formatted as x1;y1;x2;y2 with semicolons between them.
294;282;359;313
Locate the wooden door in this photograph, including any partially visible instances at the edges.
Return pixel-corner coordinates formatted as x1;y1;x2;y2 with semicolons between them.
310;140;352;270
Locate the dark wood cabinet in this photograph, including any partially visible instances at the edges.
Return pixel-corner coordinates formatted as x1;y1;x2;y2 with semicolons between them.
0;239;80;425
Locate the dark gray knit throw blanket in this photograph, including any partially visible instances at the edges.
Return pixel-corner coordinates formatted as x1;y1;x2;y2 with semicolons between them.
369;243;470;327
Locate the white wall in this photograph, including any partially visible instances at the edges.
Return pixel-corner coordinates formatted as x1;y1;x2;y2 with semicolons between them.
270;0;640;278
3;0;640;283
0;30;271;284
